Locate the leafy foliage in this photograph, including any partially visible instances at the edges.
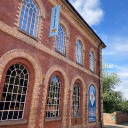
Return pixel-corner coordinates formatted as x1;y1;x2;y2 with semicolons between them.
102;64;128;113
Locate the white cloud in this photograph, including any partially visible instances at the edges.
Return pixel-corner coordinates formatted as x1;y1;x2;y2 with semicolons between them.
106;63;128;100
103;36;128;56
69;0;104;26
114;82;128;100
101;34;128;100
108;64;119;69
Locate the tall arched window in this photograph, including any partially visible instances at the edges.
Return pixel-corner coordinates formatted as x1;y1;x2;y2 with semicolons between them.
90;51;94;71
88;85;96;122
56;24;66;55
46;76;61;118
72;83;80;116
76;40;82;64
19;0;39;37
0;64;29;120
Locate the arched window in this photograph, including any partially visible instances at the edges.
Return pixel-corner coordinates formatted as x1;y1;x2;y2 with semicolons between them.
72;83;80;116
0;64;29;120
19;0;39;37
90;51;94;71
88;85;96;122
56;24;66;55
46;76;61;118
76;40;82;64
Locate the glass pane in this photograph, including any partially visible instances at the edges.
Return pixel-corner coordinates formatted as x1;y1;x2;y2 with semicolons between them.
19;0;39;36
0;64;29;121
46;76;61;118
56;25;66;54
76;41;82;64
72;83;80;116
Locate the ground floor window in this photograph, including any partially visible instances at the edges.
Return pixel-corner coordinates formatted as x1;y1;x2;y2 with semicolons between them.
46;76;61;118
72;83;80;116
0;64;29;120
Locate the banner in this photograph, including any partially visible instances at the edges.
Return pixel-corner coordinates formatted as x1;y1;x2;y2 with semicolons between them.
88;85;96;122
49;5;61;37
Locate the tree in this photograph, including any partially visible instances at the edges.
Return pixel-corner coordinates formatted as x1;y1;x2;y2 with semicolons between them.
102;64;128;113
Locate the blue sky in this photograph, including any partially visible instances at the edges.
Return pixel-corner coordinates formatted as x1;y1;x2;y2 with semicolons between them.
69;0;128;99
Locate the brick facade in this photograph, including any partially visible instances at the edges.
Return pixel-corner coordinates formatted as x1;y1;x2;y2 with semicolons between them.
0;0;105;128
103;112;128;125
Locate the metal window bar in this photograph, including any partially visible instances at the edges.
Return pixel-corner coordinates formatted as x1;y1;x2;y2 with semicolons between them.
19;0;39;37
46;76;61;118
0;64;29;121
56;25;66;54
72;83;80;116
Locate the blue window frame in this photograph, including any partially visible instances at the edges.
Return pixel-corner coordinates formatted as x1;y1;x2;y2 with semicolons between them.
76;41;82;64
56;25;66;54
19;0;39;37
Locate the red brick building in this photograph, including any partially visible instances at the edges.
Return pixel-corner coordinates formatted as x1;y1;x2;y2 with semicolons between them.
0;0;106;128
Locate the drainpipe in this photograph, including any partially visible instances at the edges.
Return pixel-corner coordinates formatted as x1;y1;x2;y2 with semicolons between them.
98;43;102;128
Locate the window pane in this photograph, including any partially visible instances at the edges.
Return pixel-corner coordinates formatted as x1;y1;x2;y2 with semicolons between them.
56;25;66;54
90;51;94;71
76;41;82;64
19;0;39;37
72;83;80;116
0;64;29;121
46;76;61;118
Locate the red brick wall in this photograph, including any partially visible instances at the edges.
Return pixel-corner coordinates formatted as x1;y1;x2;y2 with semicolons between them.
103;112;128;125
0;0;103;127
0;0;18;27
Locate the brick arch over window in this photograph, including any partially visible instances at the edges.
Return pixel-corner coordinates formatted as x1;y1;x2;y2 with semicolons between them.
0;49;43;127
40;65;69;128
75;36;85;65
90;48;96;73
15;0;45;40
69;75;86;127
87;82;98;125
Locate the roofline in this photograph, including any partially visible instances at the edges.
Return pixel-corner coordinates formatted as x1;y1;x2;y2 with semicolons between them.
65;0;106;48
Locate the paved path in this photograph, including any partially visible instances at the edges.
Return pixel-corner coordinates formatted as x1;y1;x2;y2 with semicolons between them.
104;123;128;128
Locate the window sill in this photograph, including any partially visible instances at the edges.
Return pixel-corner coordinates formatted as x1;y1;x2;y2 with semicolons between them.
18;27;39;42
76;61;83;67
72;116;82;119
90;69;95;74
45;117;61;122
55;49;66;57
0;119;27;126
89;121;96;123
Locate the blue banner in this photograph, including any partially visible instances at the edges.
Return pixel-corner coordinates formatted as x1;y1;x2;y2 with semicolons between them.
49;5;61;37
88;85;96;122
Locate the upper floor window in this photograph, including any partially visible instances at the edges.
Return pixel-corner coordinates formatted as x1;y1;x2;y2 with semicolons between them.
56;24;66;55
72;83;80;116
90;51;94;71
19;0;39;37
46;76;61;118
0;64;29;121
76;41;82;64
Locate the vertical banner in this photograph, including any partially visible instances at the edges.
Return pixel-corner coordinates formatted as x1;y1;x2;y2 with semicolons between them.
49;5;61;37
88;85;96;122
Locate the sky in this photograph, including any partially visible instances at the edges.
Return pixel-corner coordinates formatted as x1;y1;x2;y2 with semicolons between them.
69;0;128;99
